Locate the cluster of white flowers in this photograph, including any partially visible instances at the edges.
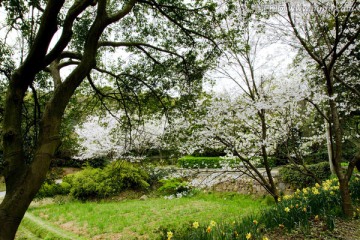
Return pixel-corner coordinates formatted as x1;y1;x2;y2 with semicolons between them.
74;111;167;160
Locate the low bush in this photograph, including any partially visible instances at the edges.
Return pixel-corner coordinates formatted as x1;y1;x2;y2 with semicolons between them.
36;182;71;198
62;160;149;200
158;178;191;196
63;168;105;200
303;151;329;164
143;165;177;189
279;162;331;189
178;156;240;169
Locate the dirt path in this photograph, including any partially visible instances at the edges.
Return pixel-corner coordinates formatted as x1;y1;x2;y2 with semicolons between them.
266;218;360;240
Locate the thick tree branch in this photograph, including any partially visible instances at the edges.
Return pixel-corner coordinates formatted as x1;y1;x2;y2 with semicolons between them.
58;60;81;69
15;0;65;87
98;41;183;58
43;0;94;66
59;51;83;60
107;0;137;23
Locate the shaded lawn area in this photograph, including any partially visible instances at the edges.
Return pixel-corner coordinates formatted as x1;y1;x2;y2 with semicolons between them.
27;192;266;239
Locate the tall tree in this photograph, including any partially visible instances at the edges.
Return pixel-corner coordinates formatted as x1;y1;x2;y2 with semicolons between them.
285;0;360;217
0;0;220;238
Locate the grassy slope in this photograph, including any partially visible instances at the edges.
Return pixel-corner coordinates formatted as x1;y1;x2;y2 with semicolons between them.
28;192;266;239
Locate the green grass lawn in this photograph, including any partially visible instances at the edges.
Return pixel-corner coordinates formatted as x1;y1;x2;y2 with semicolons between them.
24;192;266;239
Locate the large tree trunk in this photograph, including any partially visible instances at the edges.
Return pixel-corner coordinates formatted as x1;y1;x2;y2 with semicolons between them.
339;178;353;217
0;90;63;239
0;1;133;237
0;155;53;239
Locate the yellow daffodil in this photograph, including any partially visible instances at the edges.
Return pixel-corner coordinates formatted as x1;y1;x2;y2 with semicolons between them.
303;207;307;212
314;215;319;221
263;237;269;240
312;188;319;195
284;207;290;213
283;195;292;200
167;231;173;240
246;232;252;239
206;226;211;233
192;221;199;229
253;219;258;225
210;220;216;227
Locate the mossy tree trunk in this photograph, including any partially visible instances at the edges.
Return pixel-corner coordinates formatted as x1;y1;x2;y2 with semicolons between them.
0;1;137;238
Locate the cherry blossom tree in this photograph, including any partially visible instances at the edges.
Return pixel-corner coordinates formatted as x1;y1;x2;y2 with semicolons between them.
169;11;319;201
74;112;167;160
285;0;360;217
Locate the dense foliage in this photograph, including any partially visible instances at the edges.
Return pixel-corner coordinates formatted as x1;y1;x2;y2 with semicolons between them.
38;161;149;200
279;162;331;189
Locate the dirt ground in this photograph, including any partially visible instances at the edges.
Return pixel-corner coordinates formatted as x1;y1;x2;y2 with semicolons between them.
265;218;360;240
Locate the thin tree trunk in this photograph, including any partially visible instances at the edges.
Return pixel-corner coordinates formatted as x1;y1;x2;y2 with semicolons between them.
259;110;279;201
325;121;335;174
325;68;353;217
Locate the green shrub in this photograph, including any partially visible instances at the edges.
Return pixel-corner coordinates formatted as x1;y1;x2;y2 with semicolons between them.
158;178;191;195
279;162;331;189
105;160;149;190
304;151;329;164
63;168;104;200
350;176;360;202
63;160;149;200
178;156;240;169
36;182;71;198
85;157;110;168
143;165;176;189
192;147;226;157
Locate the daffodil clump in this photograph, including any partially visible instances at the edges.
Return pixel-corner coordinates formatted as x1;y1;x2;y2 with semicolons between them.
161;217;269;240
160;177;360;239
260;177;360;233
